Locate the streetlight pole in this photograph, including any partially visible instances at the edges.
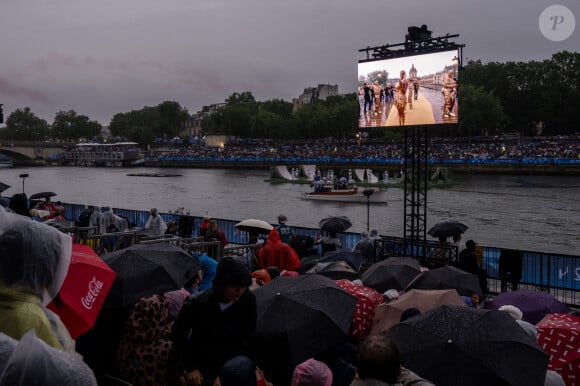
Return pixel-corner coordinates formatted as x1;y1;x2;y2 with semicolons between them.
19;173;29;193
363;189;374;230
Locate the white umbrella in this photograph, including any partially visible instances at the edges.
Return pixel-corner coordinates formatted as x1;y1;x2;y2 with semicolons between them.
234;219;273;234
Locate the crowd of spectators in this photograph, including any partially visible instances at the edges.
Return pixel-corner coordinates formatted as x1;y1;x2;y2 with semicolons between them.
153;135;579;162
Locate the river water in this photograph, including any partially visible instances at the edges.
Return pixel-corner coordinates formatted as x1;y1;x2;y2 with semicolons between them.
1;166;579;256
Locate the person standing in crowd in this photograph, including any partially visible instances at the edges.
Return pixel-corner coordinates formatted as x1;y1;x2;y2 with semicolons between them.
352;230;376;261
0;207;74;351
276;214;295;245
316;231;342;256
204;219;228;260
88;205;102;235
204;219;228;247
457;240;488;298
144;207;167;235
198;252;218;292
199;216;211;237
292;358;333;386
172;258;256;386
451;234;465;262
219;355;273;386
363;82;372;114
257;228;300;272
442;69;457;118
351;334;434;386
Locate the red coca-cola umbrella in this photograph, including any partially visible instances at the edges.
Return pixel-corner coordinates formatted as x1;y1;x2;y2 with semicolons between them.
47;244;116;338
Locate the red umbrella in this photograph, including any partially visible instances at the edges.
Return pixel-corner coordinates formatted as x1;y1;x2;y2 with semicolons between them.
537;313;580;386
47;244;116;338
335;279;384;337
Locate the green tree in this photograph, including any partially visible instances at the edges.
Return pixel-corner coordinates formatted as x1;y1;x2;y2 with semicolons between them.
155;101;189;138
259;99;293;119
108;101;189;144
5;107;49;141
459;84;506;136
52;110;101;141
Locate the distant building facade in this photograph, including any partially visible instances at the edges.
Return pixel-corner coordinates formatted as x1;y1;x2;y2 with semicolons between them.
183;103;227;138
292;84;339;112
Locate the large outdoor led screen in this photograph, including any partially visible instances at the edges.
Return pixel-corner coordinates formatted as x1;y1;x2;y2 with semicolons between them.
358;50;459;128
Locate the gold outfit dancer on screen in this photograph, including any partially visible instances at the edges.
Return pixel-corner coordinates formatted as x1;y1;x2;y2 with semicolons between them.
394;70;408;125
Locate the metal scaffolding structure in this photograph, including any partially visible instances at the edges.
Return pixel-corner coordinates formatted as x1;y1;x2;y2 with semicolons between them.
403;126;429;253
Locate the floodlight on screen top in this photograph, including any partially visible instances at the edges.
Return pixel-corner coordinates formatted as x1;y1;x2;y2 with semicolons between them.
357;49;459;129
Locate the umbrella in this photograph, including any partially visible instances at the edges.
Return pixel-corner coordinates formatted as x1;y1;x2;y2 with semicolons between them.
427;221;468;238
388;305;550;386
361;257;421;292
537;313;580;385
335;279;384;337
485;289;570;324
46;244;116;338
318;216;352;233
320;250;366;271
252;275;357;366
405;265;483;296
235;219;273;234
29;191;57;200
370;289;466;335
305;261;360;281
0;182;9;194
101;243;199;308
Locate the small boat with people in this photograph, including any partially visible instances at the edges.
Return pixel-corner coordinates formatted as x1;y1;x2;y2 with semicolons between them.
304;186;387;203
303;184;387;203
303;168;388;203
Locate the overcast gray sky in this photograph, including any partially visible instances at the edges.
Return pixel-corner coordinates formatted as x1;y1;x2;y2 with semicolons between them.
0;0;578;125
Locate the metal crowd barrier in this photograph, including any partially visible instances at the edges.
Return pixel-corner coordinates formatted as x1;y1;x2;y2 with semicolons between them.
53;202;580;307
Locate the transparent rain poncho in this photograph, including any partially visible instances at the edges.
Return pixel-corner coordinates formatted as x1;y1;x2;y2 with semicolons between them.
99;207;128;234
0;331;97;386
0;206;72;306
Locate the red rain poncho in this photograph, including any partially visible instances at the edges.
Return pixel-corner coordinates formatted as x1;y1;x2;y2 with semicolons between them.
257;229;300;272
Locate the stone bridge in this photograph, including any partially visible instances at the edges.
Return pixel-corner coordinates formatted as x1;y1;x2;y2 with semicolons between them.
0;141;69;164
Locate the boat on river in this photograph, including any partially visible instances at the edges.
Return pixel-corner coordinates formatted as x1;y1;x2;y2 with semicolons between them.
61;142;142;167
303;185;387;203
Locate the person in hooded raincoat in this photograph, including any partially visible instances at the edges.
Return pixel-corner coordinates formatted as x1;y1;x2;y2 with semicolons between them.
99;206;128;234
257;228;300;272
144;208;167;235
0;330;97;386
0;206;74;351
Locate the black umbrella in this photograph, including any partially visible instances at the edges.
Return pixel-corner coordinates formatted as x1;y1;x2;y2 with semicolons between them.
29;191;57;200
318;216;352;233
101;243;199;308
427;221;468;238
320;250;366;271
388;305;549;386
405;265;482;296
0;182;10;194
361;257;421;292
252;275;357;366
305;261;360;281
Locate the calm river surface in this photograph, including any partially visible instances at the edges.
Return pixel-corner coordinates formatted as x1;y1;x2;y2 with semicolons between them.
1;167;579;256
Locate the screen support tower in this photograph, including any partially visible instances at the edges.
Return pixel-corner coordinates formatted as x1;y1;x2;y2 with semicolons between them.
403;126;428;254
359;27;464;257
